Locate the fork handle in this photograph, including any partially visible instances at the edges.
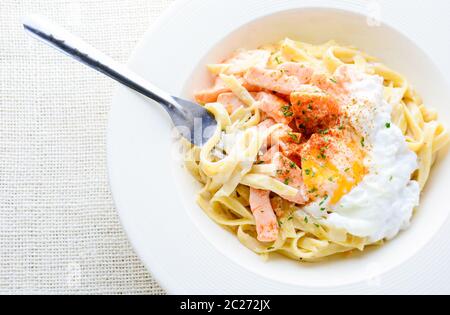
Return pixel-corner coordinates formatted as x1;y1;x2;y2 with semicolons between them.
23;15;186;116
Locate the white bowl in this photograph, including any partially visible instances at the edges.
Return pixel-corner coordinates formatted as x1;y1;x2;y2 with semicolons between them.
108;0;450;294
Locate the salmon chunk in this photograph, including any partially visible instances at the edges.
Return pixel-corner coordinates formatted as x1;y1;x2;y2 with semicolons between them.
255;92;294;125
244;67;303;95
291;88;341;135
249;188;279;242
310;72;346;98
277;62;314;84
258;120;303;166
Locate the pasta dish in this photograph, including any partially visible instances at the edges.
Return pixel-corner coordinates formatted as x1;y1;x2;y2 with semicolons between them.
184;38;449;261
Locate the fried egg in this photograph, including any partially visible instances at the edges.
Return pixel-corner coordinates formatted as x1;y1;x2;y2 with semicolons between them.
300;66;420;242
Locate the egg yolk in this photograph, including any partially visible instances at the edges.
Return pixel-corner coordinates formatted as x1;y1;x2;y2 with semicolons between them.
301;132;367;204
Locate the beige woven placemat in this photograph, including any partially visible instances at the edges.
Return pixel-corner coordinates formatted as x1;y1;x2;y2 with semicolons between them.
0;0;174;295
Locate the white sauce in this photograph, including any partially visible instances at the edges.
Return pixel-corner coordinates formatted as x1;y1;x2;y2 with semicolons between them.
301;66;420;243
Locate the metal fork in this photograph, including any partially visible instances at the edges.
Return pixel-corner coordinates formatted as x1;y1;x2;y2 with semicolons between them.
23;15;217;147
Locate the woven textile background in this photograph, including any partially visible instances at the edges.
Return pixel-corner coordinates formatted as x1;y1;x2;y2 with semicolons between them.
0;0;174;294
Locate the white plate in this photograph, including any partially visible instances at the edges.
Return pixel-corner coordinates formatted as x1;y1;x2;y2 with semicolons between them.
108;0;450;294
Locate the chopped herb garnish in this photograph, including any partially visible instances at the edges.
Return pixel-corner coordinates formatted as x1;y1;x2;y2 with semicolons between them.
320;129;329;135
305;169;311;176
288;216;294;221
308;187;318;194
344;168;350;172
284;178;290;185
389;175;393;181
314;223;320;228
267;246;275;250
320;207;326;212
338;125;344;130
304;217;309;224
328;176;334;182
361;137;365;147
319;195;329;206
385;122;391;128
281;105;293;117
318;147;327;159
275;56;282;64
289;162;296;169
330;78;337;84
308;104;313;111
288;132;300;143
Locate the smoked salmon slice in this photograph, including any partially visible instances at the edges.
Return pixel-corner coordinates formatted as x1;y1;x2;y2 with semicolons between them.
278;62;314;84
244;67;302;95
255;92;294;125
249;188;279;242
